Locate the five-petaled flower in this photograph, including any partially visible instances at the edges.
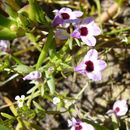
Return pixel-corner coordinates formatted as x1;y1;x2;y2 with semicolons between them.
74;49;107;81
0;40;10;53
15;95;25;108
23;71;42;82
68;117;95;130
53;97;60;105
71;17;101;46
52;7;83;27
107;100;128;117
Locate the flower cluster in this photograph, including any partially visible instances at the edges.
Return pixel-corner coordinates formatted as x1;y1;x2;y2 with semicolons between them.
53;7;101;47
52;7;106;81
68;117;95;130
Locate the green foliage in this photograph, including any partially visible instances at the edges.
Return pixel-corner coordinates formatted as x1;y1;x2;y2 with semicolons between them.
0;123;10;130
14;64;34;74
28;0;46;23
19;105;36;120
0;117;14;129
46;71;55;95
0;14;16;29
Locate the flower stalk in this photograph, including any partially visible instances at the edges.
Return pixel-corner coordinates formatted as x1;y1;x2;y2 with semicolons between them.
36;28;54;70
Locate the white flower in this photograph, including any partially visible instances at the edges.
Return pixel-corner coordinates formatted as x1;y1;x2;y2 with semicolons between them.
15;95;25;108
107;100;128;117
68;117;95;130
121;36;128;43
53;97;60;104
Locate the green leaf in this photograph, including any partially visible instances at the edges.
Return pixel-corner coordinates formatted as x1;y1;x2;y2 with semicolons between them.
28;0;46;23
14;64;34;74
45;71;55;95
1;113;15;120
34;3;46;23
0;123;10;130
40;83;45;97
68;38;73;50
0;28;17;40
74;38;81;46
27;83;39;94
0;73;19;87
18;12;31;27
49;39;57;59
6;5;18;19
0;14;16;28
33;101;45;111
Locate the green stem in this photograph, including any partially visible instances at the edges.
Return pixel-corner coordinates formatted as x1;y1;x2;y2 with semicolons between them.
36;29;54;70
57;38;70;58
94;0;103;34
26;33;41;52
105;27;130;35
95;38;118;49
10;54;23;64
75;82;89;100
112;114;119;130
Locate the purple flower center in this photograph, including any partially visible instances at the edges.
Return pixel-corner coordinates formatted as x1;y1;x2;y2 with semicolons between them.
67;26;75;34
61;13;70;20
115;107;120;113
75;123;82;130
85;60;94;72
80;27;88;36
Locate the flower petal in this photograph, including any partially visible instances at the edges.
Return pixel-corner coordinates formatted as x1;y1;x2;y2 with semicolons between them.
87;71;102;81
84;49;98;61
59;7;72;13
72;117;77;123
81;17;94;24
18;102;23;108
81;122;95;130
92;24;101;36
21;95;25;100
53;97;60;104
53;9;59;13
73;11;83;17
81;35;96;46
64;19;81;24
74;61;86;74
68;119;73;127
52;15;64;27
106;109;114;116
71;29;80;38
15;95;20;100
55;29;69;39
97;60;107;71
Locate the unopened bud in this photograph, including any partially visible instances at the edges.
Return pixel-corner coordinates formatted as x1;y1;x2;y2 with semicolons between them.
48;66;54;73
10;24;18;31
